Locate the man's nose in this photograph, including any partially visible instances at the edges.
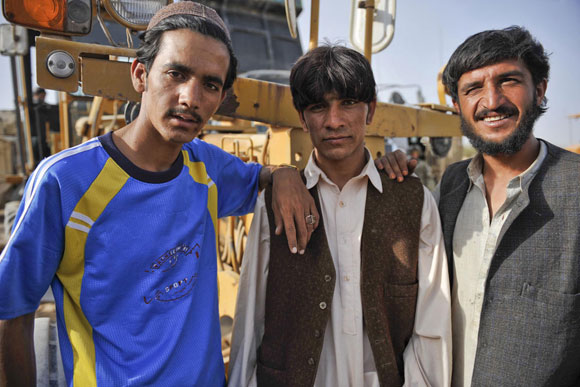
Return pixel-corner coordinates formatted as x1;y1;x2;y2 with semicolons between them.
179;79;202;108
482;84;505;110
324;103;344;129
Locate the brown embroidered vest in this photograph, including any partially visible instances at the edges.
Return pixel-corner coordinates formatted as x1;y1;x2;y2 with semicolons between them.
257;172;424;387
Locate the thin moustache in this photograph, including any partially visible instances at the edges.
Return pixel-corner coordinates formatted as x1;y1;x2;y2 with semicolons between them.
475;105;517;120
166;108;202;124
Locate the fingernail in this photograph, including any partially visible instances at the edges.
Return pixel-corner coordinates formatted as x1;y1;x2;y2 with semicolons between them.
299;250;305;255
291;247;297;254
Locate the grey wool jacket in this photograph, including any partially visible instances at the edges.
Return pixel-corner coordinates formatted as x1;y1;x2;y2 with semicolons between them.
438;140;580;387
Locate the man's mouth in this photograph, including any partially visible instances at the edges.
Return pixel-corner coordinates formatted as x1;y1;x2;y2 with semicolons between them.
171;114;200;124
475;106;517;123
166;109;202;124
324;135;350;141
482;114;510;122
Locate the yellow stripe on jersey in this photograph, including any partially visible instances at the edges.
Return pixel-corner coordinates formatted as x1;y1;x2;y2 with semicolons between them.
57;158;129;386
182;150;218;240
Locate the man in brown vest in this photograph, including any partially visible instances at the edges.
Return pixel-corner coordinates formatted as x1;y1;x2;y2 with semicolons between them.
229;45;452;387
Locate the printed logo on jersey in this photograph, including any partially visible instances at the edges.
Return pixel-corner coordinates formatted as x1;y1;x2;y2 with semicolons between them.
143;243;201;304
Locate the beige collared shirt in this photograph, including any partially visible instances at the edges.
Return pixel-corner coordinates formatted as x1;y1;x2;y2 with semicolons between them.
229;150;452;387
450;141;548;387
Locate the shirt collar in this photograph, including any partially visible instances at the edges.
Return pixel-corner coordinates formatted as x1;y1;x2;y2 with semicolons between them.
304;147;383;193
465;140;548;192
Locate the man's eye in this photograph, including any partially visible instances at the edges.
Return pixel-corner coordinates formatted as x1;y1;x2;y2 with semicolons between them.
465;87;479;95
206;83;219;91
168;71;184;80
342;99;357;106
308;104;324;112
502;78;520;85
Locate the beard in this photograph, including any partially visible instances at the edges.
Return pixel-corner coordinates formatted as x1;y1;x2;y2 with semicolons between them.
460;100;543;156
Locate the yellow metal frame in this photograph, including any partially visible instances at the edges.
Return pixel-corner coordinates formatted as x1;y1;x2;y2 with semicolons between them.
36;35;460;140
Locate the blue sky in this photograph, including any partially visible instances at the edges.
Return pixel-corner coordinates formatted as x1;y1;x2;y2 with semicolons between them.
0;0;578;147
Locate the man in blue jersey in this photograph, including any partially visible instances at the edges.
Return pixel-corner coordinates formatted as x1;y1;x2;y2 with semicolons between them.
0;2;318;386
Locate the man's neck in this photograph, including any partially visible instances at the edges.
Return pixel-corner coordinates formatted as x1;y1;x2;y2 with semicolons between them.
112;119;183;172
481;135;540;218
315;148;367;191
481;136;540;178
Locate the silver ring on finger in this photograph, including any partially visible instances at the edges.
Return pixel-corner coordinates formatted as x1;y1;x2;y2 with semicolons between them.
305;214;317;225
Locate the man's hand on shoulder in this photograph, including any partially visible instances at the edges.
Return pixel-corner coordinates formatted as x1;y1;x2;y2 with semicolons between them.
259;165;319;254
374;150;417;182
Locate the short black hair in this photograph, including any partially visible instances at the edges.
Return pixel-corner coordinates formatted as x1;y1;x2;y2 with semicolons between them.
442;26;550;104
137;14;237;90
289;45;376;113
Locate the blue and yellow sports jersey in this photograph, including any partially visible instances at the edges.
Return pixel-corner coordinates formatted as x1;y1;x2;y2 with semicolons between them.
0;132;261;386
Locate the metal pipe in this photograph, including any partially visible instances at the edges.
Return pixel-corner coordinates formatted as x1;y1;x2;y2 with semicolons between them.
18;56;34;170
364;0;375;62
9;56;27;175
308;0;320;50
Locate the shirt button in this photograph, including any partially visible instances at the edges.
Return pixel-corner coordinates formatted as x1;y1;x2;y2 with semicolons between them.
319;302;327;310
314;330;321;338
344;275;350;282
324;274;332;282
338;201;345;208
308;357;315;366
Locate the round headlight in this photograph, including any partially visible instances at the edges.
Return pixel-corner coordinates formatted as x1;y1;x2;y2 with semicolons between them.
103;0;172;31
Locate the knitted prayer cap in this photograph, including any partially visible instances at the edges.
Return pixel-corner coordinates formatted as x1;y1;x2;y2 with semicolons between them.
147;1;230;41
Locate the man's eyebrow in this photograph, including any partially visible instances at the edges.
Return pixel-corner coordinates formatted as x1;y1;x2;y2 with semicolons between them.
306;100;328;107
204;75;224;87
163;62;192;75
498;70;525;79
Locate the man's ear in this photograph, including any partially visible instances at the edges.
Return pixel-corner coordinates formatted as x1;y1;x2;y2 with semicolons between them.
452;98;461;114
209;89;229;117
535;79;548;106
298;111;309;133
366;99;377;125
219;89;228;106
131;59;147;93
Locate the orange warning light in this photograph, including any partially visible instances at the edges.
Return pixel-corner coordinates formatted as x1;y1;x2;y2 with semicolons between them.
3;0;91;35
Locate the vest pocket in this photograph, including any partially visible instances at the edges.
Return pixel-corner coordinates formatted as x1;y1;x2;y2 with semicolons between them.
521;282;580;308
257;343;286;371
384;281;419;298
383;282;418;351
256;344;287;386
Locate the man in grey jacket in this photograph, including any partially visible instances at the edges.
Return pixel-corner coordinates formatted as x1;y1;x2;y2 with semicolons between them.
378;26;580;386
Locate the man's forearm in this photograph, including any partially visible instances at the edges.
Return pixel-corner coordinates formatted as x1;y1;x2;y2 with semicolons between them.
258;165;274;191
258;165;298;191
0;312;36;386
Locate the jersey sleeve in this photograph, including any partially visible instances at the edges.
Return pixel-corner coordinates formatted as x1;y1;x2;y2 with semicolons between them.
196;141;262;218
217;157;261;218
0;168;65;319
